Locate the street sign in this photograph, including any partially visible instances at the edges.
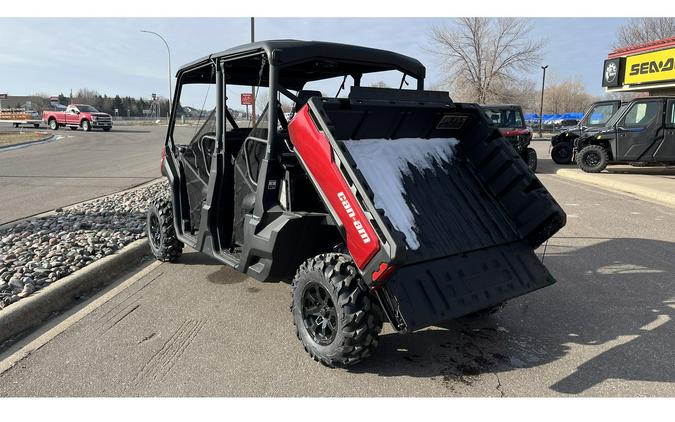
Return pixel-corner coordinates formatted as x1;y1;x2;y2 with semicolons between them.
0;94;7;100
241;93;253;105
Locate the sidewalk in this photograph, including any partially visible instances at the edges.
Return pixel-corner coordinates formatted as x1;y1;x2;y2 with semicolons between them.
556;166;675;208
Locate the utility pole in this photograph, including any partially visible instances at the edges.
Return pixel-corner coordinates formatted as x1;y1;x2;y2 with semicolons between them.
539;65;548;138
141;30;172;120
250;17;256;127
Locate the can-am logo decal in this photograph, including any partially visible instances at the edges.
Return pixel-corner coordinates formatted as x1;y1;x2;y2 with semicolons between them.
605;62;617;83
337;191;371;244
629;58;674;76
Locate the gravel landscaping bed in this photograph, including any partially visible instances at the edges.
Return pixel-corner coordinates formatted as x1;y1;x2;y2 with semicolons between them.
0;180;168;310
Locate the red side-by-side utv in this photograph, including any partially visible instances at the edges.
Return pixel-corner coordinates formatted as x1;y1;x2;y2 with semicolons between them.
147;40;566;367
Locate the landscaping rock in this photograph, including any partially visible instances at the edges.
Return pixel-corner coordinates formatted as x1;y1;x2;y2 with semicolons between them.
0;180;169;310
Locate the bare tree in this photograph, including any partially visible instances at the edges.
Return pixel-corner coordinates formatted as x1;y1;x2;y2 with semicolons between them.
75;88;100;102
616;18;675;48
543;79;596;114
430;17;544;104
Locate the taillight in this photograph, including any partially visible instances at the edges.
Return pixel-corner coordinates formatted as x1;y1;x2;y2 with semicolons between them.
370;262;397;290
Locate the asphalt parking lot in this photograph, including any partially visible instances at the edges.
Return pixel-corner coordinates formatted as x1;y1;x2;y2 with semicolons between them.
0;140;673;396
0;123;164;224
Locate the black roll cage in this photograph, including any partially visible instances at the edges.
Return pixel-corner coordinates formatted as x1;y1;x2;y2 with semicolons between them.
164;42;426;251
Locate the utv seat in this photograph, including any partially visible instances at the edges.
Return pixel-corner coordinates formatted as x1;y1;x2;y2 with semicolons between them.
233;137;267;245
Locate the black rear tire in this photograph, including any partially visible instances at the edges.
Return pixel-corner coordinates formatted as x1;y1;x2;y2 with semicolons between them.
576;144;609;173
49;119;58;130
147;199;183;262
551;142;573;164
525;147;537;173
291;253;382;367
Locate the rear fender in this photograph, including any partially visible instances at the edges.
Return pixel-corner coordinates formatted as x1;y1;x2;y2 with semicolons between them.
287;105;381;271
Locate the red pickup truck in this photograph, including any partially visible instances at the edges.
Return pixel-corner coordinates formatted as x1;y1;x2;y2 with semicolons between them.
43;104;113;132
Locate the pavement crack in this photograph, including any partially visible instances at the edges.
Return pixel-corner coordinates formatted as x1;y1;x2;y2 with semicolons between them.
138;332;157;345
493;371;505;397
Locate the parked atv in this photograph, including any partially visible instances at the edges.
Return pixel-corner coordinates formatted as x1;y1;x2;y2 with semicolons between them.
481;104;537;172
574;96;675;173
550;100;621;164
148;40;566;367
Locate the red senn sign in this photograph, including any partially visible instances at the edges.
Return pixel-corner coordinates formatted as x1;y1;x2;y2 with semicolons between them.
241;93;253;105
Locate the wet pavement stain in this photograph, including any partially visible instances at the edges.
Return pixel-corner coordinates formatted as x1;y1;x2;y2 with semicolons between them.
206;267;248;285
246;286;261;293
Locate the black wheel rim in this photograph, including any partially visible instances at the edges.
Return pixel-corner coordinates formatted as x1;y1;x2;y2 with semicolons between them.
557;147;570;159
149;213;161;249
584;151;601;167
302;283;338;345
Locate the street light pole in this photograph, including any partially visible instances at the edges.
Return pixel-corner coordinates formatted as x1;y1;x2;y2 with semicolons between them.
250;17;256;127
141;30;172;118
539;65;548;138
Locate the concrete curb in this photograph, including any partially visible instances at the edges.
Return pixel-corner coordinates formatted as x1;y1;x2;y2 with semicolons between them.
0;238;151;344
0;134;57;152
556;168;675;208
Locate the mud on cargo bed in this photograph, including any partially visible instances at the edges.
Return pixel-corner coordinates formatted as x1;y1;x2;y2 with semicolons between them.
288;87;566;332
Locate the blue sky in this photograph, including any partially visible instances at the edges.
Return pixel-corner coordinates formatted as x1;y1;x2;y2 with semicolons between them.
0;17;628;106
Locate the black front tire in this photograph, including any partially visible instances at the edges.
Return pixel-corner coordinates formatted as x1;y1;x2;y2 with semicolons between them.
525;147;537;172
291;253;382;367
551;142;573;164
82;120;91;132
576;144;609;173
147;199;183;262
103;127;111;132
49;119;58;130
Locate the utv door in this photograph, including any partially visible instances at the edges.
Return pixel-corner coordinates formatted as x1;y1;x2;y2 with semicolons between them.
656;99;675;161
615;99;664;161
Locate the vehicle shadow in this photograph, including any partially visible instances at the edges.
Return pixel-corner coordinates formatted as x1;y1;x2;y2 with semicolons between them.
349;237;675;395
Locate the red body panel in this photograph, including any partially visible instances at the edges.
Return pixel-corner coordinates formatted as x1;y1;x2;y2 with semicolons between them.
499;128;531;137
288;106;380;269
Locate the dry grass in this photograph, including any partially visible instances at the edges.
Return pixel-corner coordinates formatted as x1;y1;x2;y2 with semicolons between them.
0;131;49;147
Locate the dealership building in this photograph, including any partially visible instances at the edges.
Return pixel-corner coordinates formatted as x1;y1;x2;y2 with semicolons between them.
603;36;675;95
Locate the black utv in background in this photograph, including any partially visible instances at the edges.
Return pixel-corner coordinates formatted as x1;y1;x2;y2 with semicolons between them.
574;96;675;172
550;100;622;164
